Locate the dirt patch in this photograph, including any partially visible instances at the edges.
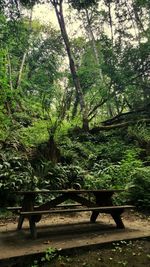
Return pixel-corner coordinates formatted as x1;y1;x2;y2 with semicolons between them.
0;211;150;265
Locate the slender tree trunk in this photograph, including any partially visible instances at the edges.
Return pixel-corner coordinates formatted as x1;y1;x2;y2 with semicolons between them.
15;9;32;90
107;102;114;117
51;0;89;130
84;8;103;80
15;51;27;89
114;93;120;115
72;92;79;119
7;51;13;91
107;1;114;45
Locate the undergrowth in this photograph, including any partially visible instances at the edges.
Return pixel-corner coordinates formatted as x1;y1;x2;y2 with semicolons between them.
0;125;150;210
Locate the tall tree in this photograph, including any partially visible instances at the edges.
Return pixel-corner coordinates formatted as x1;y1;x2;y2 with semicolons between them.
50;0;89;130
69;0;102;78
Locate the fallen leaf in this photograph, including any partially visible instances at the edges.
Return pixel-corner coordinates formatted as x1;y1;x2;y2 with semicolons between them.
43;240;51;244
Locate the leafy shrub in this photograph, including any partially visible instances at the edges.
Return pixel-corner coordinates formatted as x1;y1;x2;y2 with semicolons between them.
127;167;150;210
35;160;85;190
84;149;142;191
18;120;49;147
111;149;142;187
60;137;95;166
96;139;132;163
31;247;57;267
60;137;81;164
0;151;38;206
84;173;113;189
13;112;32;127
0;109;13;141
128;125;150;143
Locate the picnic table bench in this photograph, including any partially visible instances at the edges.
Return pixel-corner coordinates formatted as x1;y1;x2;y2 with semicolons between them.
8;189;134;239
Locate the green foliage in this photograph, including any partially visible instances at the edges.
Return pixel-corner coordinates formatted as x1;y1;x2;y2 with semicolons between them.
84;146;142;190
0;10;62;134
41;247;57;262
60;138;87;165
0;150;37;206
94;139;127;163
25;26;62;100
19;120;50;147
0;153;36;191
128;125;150;143
128;167;150;209
135;0;150;7
69;0;98;10
19;0;37;9
34;160;84;191
0;110;12;140
59;133;143;199
0;0;150;213
31;247;57;267
13;112;32;127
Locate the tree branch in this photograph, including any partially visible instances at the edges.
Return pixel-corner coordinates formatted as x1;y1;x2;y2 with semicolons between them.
90;118;150;133
101;105;150;126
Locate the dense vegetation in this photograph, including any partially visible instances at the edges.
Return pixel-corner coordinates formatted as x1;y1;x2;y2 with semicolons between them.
0;0;150;211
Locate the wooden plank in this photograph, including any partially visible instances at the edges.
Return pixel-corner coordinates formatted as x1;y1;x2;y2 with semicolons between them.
7;207;22;210
7;206;39;211
58;204;82;208
36;194;70;210
14;189;125;194
66;193;95;207
7;204;81;211
20;205;135;216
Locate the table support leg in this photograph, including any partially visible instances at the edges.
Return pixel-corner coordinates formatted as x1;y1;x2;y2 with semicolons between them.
29;217;37;239
90;211;99;223
17;215;24;230
111;212;125;229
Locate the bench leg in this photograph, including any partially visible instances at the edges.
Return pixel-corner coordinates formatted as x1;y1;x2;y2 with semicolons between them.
90;211;99;223
17;215;24;230
29;217;37;239
111;212;125;229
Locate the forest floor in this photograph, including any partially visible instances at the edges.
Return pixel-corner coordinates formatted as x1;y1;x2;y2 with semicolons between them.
0;211;150;266
46;239;150;267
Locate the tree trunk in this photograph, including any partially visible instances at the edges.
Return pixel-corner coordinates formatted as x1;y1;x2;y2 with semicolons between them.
47;135;60;163
15;9;33;90
51;0;89;130
7;50;13;91
107;1;114;45
15;51;27;89
84;8;103;80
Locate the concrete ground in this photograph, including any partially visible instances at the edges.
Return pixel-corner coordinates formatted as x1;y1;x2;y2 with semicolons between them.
0;211;150;265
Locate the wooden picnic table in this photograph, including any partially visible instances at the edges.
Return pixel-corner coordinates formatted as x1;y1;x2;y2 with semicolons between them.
9;189;134;238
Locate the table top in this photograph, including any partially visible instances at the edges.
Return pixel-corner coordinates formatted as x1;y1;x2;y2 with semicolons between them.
14;189;124;194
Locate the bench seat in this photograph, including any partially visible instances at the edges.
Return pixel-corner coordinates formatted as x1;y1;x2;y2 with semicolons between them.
20;205;135;216
17;205;135;238
7;203;82;212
